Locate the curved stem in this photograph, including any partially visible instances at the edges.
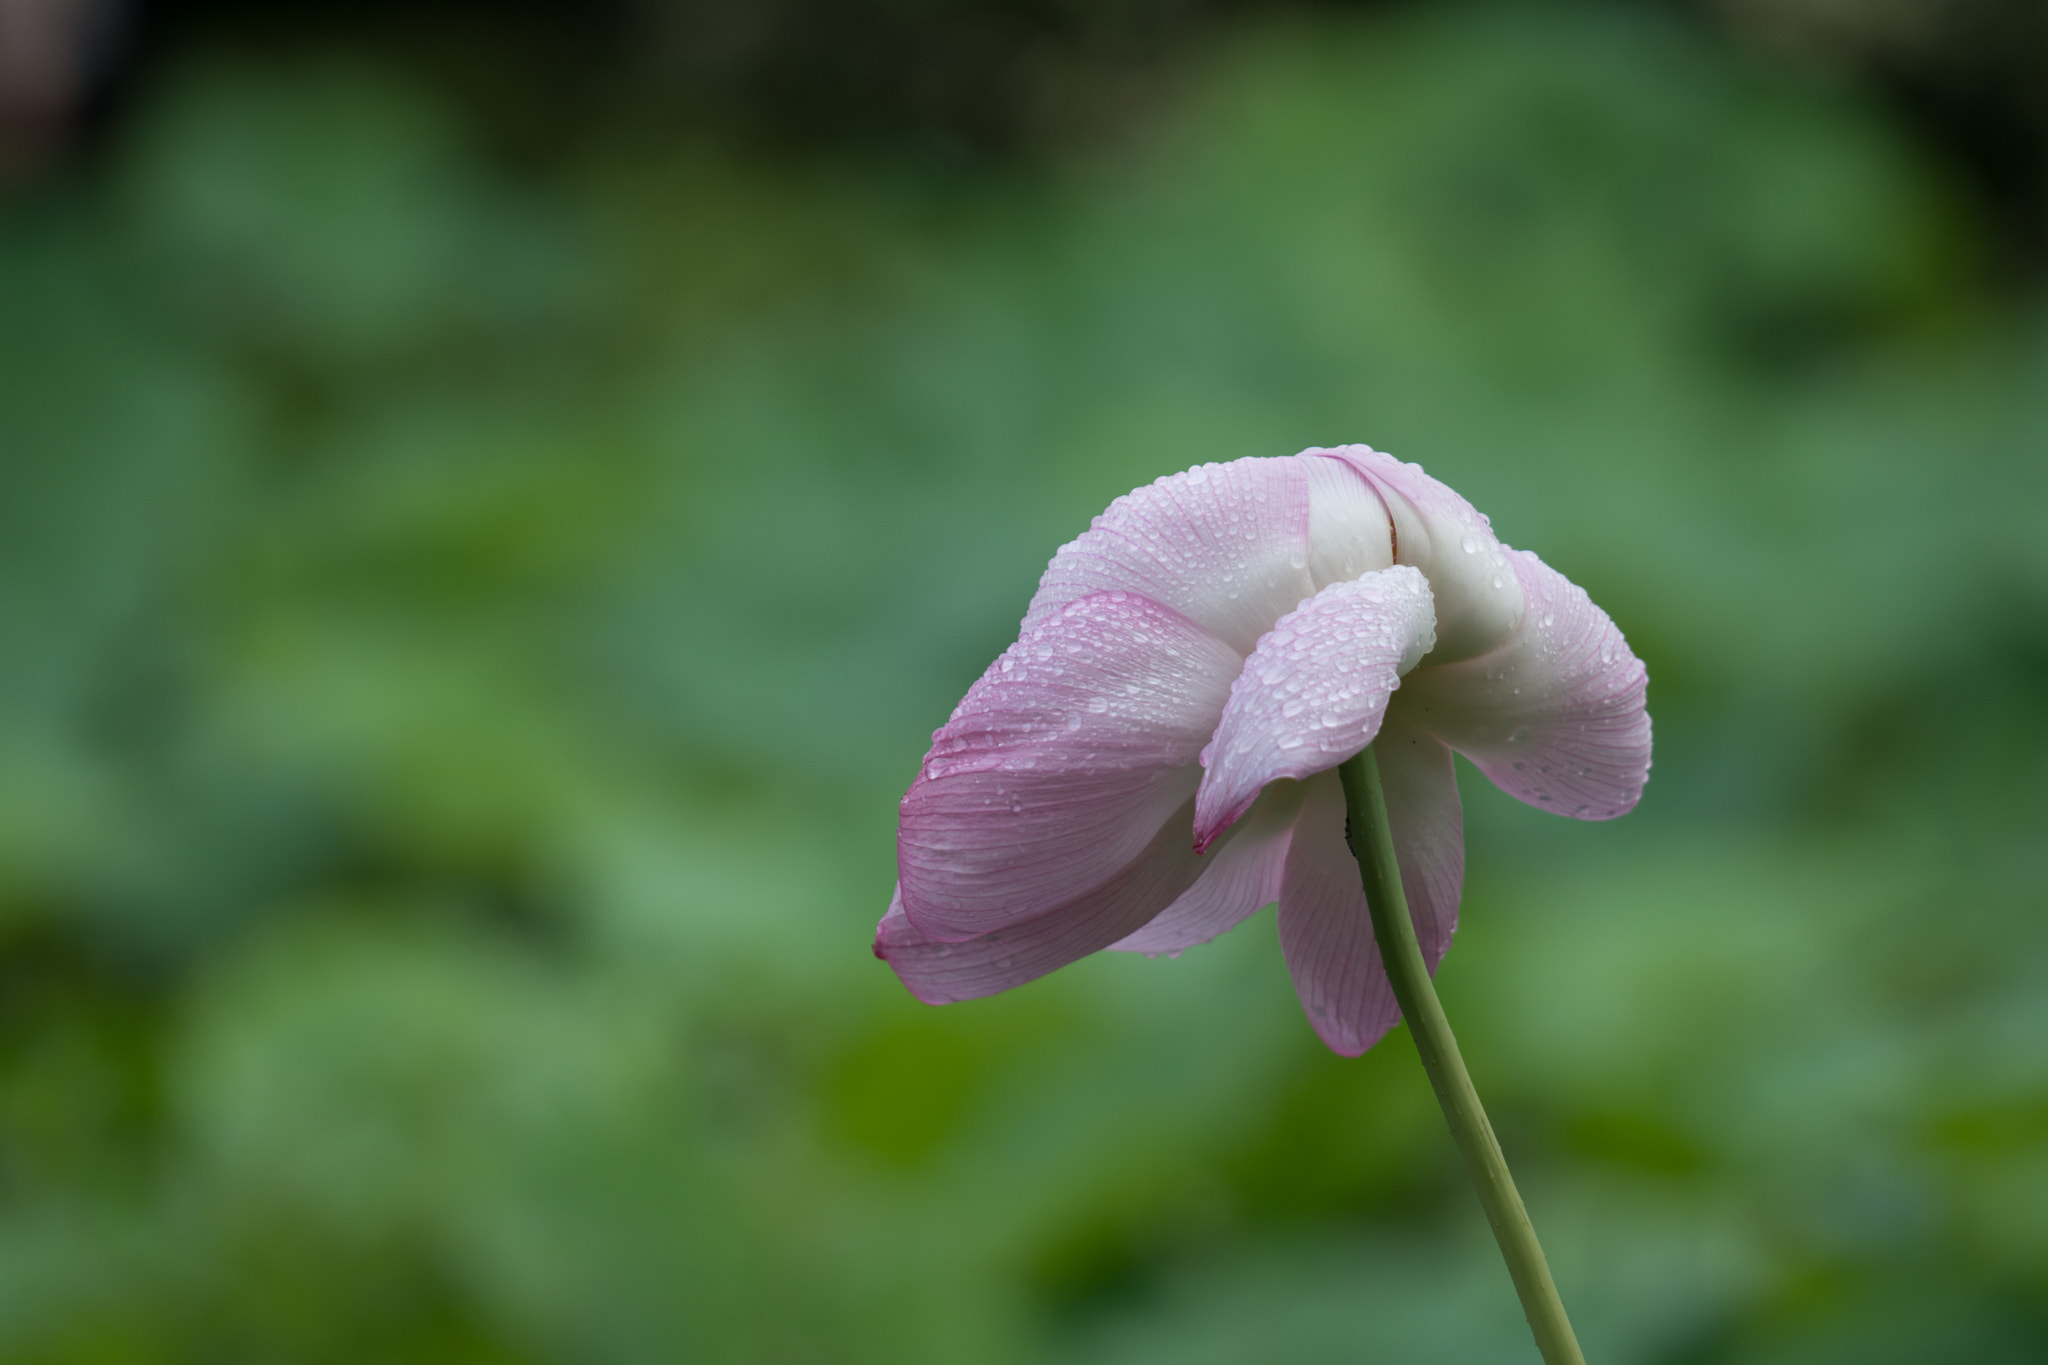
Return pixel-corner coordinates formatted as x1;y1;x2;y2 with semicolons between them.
1338;746;1586;1365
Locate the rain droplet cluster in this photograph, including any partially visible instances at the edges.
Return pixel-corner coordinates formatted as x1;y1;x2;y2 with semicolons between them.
1197;566;1438;838
1021;459;1318;656
1403;548;1649;819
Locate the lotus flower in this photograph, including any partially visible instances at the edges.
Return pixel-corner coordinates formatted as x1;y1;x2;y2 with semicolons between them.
876;446;1650;1054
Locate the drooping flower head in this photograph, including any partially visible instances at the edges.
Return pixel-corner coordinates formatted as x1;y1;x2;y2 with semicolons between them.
876;446;1650;1054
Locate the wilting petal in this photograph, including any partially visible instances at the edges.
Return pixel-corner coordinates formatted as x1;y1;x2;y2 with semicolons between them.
1193;566;1437;850
1022;458;1316;656
1110;779;1307;956
1399;548;1651;819
899;591;1242;940
1371;706;1464;966
878;797;1211;1003
1315;446;1524;664
1275;772;1399;1056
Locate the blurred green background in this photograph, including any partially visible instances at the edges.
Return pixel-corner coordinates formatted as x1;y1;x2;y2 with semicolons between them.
2;0;2046;1360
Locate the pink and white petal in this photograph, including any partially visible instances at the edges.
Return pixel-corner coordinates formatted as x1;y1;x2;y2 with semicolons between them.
1193;566;1437;850
1110;778;1307;956
1312;446;1524;664
1275;772;1400;1056
899;591;1243;940
1372;705;1464;968
1022;457;1317;656
878;797;1211;1003
1399;548;1651;820
1303;455;1395;590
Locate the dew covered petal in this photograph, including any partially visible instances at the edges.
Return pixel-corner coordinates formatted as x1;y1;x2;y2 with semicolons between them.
1312;445;1525;664
1398;547;1651;820
1303;453;1395;589
1022;456;1317;656
1192;566;1437;850
1110;779;1306;957
898;590;1242;941
877;796;1212;1002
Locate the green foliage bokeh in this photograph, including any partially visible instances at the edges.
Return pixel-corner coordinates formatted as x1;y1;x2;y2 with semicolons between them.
1;6;2045;1361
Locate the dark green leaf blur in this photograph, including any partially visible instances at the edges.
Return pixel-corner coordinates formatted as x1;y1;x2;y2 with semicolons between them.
2;1;2045;1360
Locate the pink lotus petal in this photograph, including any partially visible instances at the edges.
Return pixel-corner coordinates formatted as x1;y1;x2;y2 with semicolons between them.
877;796;1210;1002
1275;772;1400;1056
1109;778;1307;956
1371;706;1464;966
1193;566;1437;850
1269;719;1464;1056
1313;446;1525;664
1023;458;1317;656
1302;454;1396;589
898;591;1242;940
1399;548;1651;820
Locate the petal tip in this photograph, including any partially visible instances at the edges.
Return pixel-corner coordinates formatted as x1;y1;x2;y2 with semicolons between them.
1191;795;1252;855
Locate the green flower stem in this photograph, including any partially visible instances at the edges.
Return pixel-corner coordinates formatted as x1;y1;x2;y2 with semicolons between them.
1338;745;1585;1365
